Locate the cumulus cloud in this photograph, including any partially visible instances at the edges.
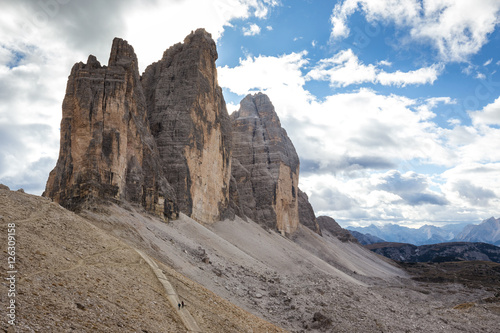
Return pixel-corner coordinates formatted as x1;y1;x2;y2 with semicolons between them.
306;49;443;87
219;51;454;172
469;96;500;126
377;60;392;67
218;48;499;226
218;51;309;98
438;163;500;219
243;23;261;36
375;170;448;206
330;0;500;62
300;170;450;226
451;180;496;206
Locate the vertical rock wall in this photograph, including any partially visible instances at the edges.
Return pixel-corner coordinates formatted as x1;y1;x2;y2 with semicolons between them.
231;93;300;235
298;189;322;235
44;38;177;219
141;29;232;223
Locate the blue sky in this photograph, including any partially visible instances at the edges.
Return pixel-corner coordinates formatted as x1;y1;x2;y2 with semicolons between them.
1;0;500;228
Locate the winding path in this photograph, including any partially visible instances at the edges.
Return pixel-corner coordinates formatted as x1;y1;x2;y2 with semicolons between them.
134;249;203;333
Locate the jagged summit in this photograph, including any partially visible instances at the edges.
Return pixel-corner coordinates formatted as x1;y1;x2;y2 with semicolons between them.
230;93;300;234
44;37;177;219
108;37;138;67
141;28;232;223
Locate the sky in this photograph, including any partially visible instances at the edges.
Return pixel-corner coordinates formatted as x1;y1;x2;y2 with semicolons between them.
1;0;500;228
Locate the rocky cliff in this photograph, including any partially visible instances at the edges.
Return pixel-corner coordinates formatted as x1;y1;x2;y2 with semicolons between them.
141;29;232;223
230;93;300;235
317;216;358;243
298;189;321;235
44;38;177;219
349;230;386;245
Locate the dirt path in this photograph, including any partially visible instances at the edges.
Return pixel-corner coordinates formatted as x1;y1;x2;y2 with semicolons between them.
134;249;203;333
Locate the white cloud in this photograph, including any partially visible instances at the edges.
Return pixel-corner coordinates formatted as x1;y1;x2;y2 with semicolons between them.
306;49;377;87
330;0;500;62
218;49;500;226
483;58;493;66
469;96;500;126
219;51;454;173
243;23;261;36
124;0;279;70
475;72;486;80
266;25;273;31
218;51;309;96
378;60;392;67
377;64;443;86
441;162;500;213
306;49;442;87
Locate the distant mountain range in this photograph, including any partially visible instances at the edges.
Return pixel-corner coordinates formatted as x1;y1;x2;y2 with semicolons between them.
454;217;500;246
348;217;500;246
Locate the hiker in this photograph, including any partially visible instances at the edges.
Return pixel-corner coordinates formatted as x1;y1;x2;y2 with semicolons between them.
181;301;185;308
178;303;181;310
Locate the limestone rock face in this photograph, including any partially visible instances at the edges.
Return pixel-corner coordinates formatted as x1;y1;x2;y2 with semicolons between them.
317;216;358;243
231;93;300;234
44;38;177;219
298;189;321;235
142;29;232;223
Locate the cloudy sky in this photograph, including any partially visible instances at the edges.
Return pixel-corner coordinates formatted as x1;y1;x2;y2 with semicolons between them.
1;0;500;228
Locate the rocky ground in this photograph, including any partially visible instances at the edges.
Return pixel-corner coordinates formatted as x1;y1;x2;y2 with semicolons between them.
0;187;284;333
1;187;500;332
83;200;500;332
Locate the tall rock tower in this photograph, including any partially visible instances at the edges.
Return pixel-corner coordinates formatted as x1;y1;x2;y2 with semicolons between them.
141;29;232;223
44;38;177;219
231;93;300;235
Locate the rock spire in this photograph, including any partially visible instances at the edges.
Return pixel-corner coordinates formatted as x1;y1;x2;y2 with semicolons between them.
230;93;300;235
44;38;177;219
141;29;232;223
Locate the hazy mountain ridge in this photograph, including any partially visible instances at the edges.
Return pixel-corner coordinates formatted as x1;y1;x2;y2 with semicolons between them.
348;218;499;246
455;217;500;246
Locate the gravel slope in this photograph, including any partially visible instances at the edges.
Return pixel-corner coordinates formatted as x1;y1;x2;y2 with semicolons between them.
0;188;285;333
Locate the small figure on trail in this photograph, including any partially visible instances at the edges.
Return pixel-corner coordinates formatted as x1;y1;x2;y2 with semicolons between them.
181;301;185;308
178;303;181;310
